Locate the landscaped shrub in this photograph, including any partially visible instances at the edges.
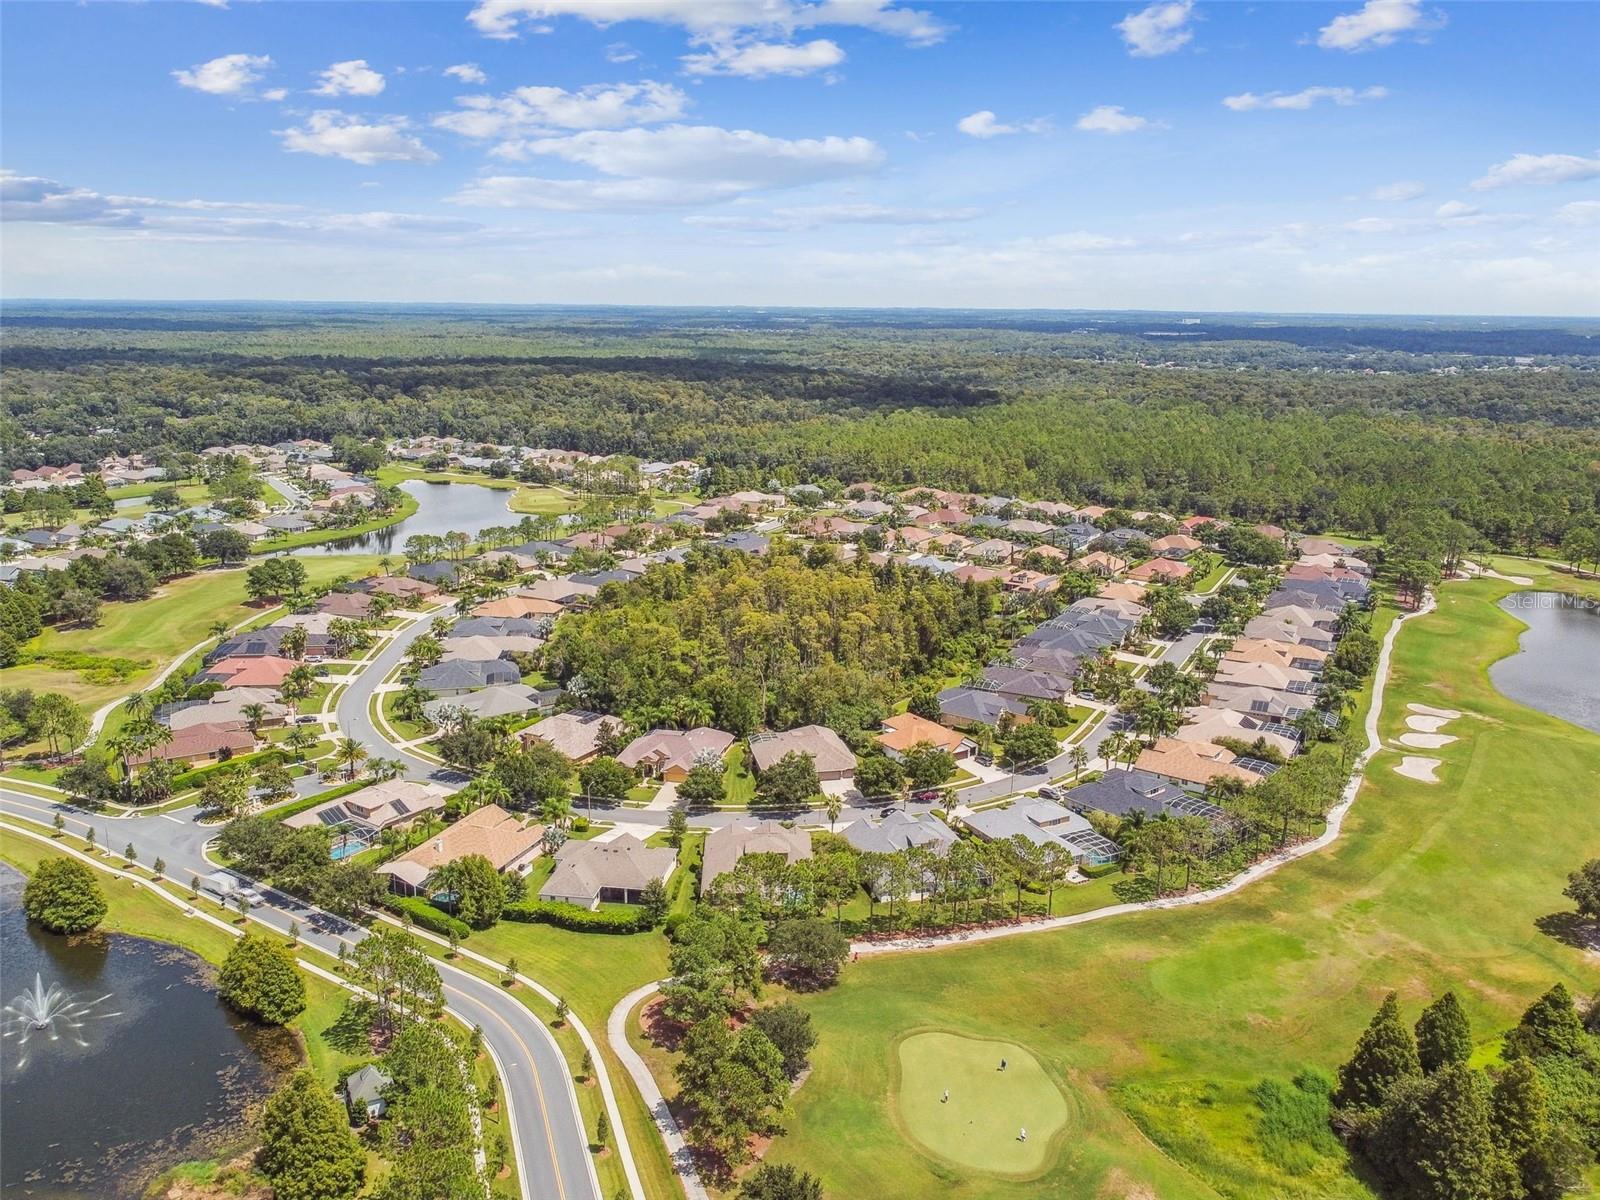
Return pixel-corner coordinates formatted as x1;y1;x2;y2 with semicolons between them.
22;857;107;934
381;895;471;940
1080;860;1122;879
502;899;654;934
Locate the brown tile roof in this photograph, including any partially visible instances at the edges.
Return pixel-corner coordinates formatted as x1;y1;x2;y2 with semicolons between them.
378;804;544;882
876;712;969;755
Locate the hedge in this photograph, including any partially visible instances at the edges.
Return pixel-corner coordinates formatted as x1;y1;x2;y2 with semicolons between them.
172;748;287;790
502;900;654;934
1080;860;1122;878
382;895;472;940
261;778;372;821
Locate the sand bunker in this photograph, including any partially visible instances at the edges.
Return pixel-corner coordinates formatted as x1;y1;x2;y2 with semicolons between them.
1399;732;1458;749
1406;715;1453;734
1408;703;1462;719
1395;756;1442;783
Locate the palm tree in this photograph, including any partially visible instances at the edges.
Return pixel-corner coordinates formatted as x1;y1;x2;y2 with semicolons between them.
240;702;268;737
334;737;369;781
284;722;316;760
825;793;843;832
368;758;407;782
1070;744;1089;782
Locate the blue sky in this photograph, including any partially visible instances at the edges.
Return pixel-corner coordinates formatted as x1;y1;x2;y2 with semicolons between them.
2;0;1596;313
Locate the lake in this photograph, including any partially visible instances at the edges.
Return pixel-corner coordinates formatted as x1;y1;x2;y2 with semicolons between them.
0;864;297;1198
297;478;516;555
1489;591;1600;735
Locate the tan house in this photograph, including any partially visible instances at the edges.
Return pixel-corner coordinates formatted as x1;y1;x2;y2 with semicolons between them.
1134;738;1259;789
875;712;974;761
700;819;813;896
1075;551;1127;577
1128;557;1193;583
522;710;618;763
377;804;545;896
617;727;735;782
748;725;856;782
538;834;677;909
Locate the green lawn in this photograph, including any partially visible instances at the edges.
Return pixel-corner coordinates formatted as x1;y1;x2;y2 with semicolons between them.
721;744;756;807
4;556;381;714
893;1031;1070;1178
755;576;1600;1200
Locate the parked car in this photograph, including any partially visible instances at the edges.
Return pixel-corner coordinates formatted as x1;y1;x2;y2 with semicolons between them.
974;752;995;766
1037;785;1063;801
912;789;942;803
879;805;899;819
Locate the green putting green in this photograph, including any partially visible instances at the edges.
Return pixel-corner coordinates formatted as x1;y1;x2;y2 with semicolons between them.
892;1031;1070;1176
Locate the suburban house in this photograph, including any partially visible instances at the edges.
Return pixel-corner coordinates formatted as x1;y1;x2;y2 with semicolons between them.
416;658;522;696
979;664;1073;703
472;594;566;620
197;655;301;689
1128;557;1194;583
1174;708;1300;759
1065;769;1219;821
1223;638;1328;672
423;684;555;725
700;819;813;896
617;727;735;782
936;686;1032;730
839;809;958;858
1134;738;1260;790
538;834;676;909
343;1065;393;1122
959;798;1120;865
284;778;450;838
522;709;618;763
377;804;544;896
1149;534;1203;559
748;724;857;784
1210;660;1319;694
131;722;255;766
162;687;292;732
875;712;974;761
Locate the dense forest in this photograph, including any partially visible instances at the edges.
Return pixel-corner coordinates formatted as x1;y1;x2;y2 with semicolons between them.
4;303;1598;549
542;544;999;737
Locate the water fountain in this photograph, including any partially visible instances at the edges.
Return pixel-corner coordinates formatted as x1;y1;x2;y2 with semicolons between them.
2;972;118;1068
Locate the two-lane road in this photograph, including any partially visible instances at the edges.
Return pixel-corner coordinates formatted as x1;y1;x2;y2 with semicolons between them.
0;785;599;1200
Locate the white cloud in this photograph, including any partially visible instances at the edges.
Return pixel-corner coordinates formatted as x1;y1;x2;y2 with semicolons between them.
606;42;640;62
1116;0;1195;57
172;53;274;96
466;0;949;45
262;88;289;102
1554;200;1600;227
194;0;230;8
1471;152;1600;190
1075;105;1158;135
313;59;387;98
1433;200;1478;221
1317;0;1444;51
520;123;881;184
435;81;688;144
278;112;438;165
445;63;489;84
683;38;844;77
1223;86;1388;111
956;110;1048;139
686;202;981;230
1369;180;1425;201
453;123;883;210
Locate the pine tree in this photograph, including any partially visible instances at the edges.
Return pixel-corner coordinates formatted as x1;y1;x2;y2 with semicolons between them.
1492;1058;1550;1165
1505;983;1588;1060
1335;991;1422;1110
1416;991;1473;1074
258;1071;365;1200
1402;1063;1515;1200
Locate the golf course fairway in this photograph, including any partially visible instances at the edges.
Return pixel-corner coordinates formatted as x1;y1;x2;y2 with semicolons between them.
893;1031;1070;1177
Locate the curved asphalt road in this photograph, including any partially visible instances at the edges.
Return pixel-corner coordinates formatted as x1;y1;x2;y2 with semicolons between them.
0;785;598;1200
